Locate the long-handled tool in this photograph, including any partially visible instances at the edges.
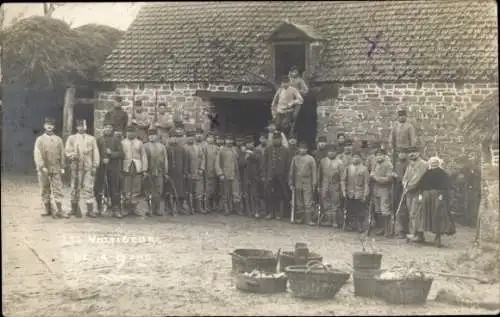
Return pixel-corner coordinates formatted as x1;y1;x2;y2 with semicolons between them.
144;173;153;215
290;185;295;223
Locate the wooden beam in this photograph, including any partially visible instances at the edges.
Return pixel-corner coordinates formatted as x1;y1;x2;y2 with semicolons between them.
62;86;76;141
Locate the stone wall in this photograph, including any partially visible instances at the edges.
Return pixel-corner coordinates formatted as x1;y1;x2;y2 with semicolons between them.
317;82;498;171
479;160;499;243
95;83;269;137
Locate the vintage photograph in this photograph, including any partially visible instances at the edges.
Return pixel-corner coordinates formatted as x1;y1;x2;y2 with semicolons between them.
1;1;499;316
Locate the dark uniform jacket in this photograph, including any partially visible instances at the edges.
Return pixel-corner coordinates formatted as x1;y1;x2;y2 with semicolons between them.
185;144;205;180
312;147;328;165
167;143;187;195
242;150;260;186
262;145;289;181
215;146;239;180
104;109;128;135
97;134;124;171
204;143;219;179
143;142;168;176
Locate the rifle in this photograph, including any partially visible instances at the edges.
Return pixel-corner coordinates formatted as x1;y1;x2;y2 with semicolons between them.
392;180;409;234
98;163;111;215
290;185;295;223
187;177;194;214
144;173;153;215
73;146;82;217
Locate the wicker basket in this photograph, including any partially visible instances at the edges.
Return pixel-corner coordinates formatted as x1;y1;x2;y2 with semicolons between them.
353;269;385;298
352;252;382;270
375;277;433;305
230;249;278;274
278;251;323;272
285;261;350;300
235;273;287;293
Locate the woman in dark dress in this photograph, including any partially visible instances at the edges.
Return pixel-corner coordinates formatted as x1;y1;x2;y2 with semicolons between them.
411;156;456;247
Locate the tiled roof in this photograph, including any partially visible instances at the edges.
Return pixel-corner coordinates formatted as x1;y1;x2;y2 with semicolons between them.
100;1;498;83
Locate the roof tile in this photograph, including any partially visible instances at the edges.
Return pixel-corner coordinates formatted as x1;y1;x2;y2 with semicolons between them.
101;1;498;83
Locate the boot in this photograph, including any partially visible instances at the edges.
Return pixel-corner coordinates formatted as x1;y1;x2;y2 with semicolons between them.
223;200;231;216
235;200;243;216
42;202;52;217
86;202;96;218
265;202;274;220
96;201;104;216
384;216;393;238
71;202;83;218
305;212;315;226
112;207;123;219
55;202;68;218
374;214;385;236
275;201;284;220
324;212;334;227
153;198;162;216
434;234;442;247
198;199;208;214
255;200;265;218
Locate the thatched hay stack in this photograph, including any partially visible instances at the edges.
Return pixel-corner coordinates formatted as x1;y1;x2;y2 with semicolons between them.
1;17;123;89
462;91;500;142
73;24;124;80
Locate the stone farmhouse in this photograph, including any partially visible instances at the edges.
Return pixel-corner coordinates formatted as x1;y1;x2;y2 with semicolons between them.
86;1;497;167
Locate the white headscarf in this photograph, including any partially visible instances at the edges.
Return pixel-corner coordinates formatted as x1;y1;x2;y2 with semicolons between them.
428;156;443;169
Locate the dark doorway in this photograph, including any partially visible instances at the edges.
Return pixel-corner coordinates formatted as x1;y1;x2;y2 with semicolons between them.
295;92;318;150
274;43;306;82
214;98;272;144
73;103;95;135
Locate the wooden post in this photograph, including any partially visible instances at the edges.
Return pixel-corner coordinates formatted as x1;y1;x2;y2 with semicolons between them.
62;86;76;142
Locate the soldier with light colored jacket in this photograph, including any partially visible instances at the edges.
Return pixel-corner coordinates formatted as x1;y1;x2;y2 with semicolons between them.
121;125;148;215
33;117;66;218
65;119;100;217
143;127;168;216
370;148;394;236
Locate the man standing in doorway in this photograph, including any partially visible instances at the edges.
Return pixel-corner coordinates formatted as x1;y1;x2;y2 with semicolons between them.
104;96;128;137
271;76;303;138
65;119;100;218
33;117;66;218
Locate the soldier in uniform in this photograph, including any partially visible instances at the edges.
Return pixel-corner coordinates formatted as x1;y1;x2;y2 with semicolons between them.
121;125;148;216
104;96;129;137
241;140;260;217
65;119;100;218
254;132;268;218
214;134;226;212
289;141;317;225
393;147;411;238
338;139;353;167
155;103;174;144
95;120;124;218
389;109;417;152
403;146;428;242
364;141;381;173
185;130;206;214
143;127;169;216
318;145;343;227
216;134;241;215
336;132;346;147
288;137;298;155
215;134;225;148
262;131;290;220
312;135;328;164
266;122;289;148
165;129;188;215
131;100;151;143
33;117;67;218
203;132;219;213
370;148;394;237
341;150;370;232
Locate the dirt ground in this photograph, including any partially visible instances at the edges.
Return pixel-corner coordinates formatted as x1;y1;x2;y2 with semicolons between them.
2;174;499;316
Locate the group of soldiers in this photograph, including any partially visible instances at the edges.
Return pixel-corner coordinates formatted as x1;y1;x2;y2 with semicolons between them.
34;100;426;239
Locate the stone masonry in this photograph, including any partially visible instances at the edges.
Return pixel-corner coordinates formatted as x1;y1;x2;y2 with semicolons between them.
317;82;499;171
95;82;270;137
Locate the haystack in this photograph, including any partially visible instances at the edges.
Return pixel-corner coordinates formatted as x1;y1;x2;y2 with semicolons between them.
1;16;123;89
461;91;500;143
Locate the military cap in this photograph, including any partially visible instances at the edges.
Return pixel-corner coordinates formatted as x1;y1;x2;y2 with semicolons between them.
399;146;411;153
44;117;55;125
343;139;353;146
148;127;157;135
205;131;215;137
185;130;196;137
375;148;387;155
126;125;136;132
289;65;299;72
114;95;123;102
352;150;362;157
195;127;204;134
317;135;327;142
336;132;345;138
361;140;369;149
173;129;183;137
158;102;167;108
259;131;268;137
298;141;308;149
75;119;86;127
407;146;419;153
272;131;282;138
371;141;382;149
397;109;407;116
281;75;290;83
103;119;113;127
134;100;143;107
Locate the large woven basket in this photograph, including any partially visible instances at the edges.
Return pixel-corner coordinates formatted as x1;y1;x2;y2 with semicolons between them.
278;251;323;272
353;269;385;298
235;273;287;293
375;277;433;305
352;252;382;270
285;261;350;300
230;249;278;274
